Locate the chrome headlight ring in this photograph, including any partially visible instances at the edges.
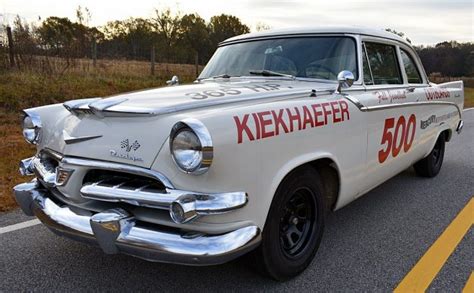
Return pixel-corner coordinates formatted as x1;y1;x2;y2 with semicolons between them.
169;118;213;175
22;110;42;145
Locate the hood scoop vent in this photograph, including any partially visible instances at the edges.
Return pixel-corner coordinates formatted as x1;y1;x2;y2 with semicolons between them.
63;97;157;118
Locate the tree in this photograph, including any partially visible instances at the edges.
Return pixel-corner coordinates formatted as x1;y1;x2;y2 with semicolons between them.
255;22;271;32
152;8;181;62
208;14;250;49
76;6;92;26
179;13;210;64
385;28;411;44
37;16;102;59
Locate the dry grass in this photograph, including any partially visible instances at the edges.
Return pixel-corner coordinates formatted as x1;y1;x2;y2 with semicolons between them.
0;60;198;212
0;112;35;212
464;87;474;108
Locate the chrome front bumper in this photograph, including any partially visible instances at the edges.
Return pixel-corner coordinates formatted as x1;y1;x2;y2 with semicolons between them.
13;180;261;265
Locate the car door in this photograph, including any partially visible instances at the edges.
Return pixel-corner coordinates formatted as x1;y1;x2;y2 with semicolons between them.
356;38;429;194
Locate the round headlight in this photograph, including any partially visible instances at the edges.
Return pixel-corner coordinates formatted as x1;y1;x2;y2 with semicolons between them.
22;112;42;144
171;128;203;172
170;119;213;175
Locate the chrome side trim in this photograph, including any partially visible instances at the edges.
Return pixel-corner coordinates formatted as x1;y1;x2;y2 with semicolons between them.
343;95;365;109
360;101;462;117
344;97;462;118
13;182;261;265
63;130;102;144
61;157;174;189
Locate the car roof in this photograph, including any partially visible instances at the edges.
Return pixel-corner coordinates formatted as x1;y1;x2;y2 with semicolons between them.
220;26;412;47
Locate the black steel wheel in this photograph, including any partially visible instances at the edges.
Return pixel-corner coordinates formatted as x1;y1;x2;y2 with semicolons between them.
255;166;325;281
279;187;316;258
414;133;446;178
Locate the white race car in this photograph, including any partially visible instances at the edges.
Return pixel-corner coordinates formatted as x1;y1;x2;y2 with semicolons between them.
14;27;464;280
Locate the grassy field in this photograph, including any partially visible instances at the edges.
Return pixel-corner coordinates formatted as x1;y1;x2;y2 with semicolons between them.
464;87;474;108
0;59;198;212
0;67;473;212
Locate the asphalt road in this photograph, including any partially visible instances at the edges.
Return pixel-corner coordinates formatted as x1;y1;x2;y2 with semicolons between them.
1;110;473;292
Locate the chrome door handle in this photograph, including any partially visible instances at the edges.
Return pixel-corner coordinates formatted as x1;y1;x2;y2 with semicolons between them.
406;86;416;93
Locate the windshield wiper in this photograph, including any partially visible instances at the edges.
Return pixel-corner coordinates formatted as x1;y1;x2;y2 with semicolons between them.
197;74;238;81
249;69;295;79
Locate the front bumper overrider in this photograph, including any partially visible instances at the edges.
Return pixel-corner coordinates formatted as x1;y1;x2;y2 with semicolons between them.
13;180;261;266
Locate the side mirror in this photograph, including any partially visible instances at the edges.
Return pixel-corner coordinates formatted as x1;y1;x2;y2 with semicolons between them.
166;75;179;86
335;70;354;94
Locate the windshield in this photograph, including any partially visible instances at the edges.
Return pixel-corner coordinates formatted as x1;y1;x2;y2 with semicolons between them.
199;36;358;81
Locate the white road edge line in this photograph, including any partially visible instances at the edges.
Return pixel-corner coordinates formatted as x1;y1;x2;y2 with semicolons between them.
0;219;41;235
463;107;473;112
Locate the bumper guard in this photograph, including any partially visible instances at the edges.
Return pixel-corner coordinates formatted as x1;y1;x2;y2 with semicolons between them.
13;180;261;265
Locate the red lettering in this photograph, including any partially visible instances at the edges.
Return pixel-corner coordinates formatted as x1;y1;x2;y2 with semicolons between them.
271;109;289;135
312;104;324;127
330;101;341;123
339;100;350;121
257;111;274;139
321;102;332;125
252;113;261;139
234;115;255;144
286;107;302;132
302;106;315;129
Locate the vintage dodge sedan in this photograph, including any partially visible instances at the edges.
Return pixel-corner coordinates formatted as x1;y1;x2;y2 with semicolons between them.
14;27;464;280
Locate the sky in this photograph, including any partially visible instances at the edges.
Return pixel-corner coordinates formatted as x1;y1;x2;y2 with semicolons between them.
0;0;472;45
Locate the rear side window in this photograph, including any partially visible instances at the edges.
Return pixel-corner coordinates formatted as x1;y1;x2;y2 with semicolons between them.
400;49;422;84
364;42;402;85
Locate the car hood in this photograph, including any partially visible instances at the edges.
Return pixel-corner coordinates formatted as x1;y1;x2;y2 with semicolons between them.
39;79;336;168
66;79;335;117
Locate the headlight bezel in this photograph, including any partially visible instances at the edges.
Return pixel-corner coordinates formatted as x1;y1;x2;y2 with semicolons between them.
169;118;213;175
21;111;42;145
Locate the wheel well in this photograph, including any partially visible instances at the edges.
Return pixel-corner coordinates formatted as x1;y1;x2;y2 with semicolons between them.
308;158;340;213
441;129;452;142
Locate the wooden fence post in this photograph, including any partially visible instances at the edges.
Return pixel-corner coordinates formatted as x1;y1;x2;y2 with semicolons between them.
150;45;155;76
6;26;15;68
92;39;97;67
195;51;199;78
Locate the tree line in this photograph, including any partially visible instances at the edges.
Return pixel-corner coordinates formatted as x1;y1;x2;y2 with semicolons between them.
1;7;251;71
1;7;472;77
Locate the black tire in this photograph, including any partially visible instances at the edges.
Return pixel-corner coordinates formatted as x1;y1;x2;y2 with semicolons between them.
256;166;325;281
414;133;445;178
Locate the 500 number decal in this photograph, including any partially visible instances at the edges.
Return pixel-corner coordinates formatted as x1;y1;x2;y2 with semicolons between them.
378;114;416;164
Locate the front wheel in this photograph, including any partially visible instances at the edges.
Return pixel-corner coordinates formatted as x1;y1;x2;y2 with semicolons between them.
414;133;445;177
256;166;325;281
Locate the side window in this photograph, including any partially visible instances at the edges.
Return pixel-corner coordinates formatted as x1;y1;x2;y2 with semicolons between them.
362;44;374;85
365;42;402;85
400;49;422;84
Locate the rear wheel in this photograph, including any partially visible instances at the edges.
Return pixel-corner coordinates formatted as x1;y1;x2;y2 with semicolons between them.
256;166;325;281
414;133;445;177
